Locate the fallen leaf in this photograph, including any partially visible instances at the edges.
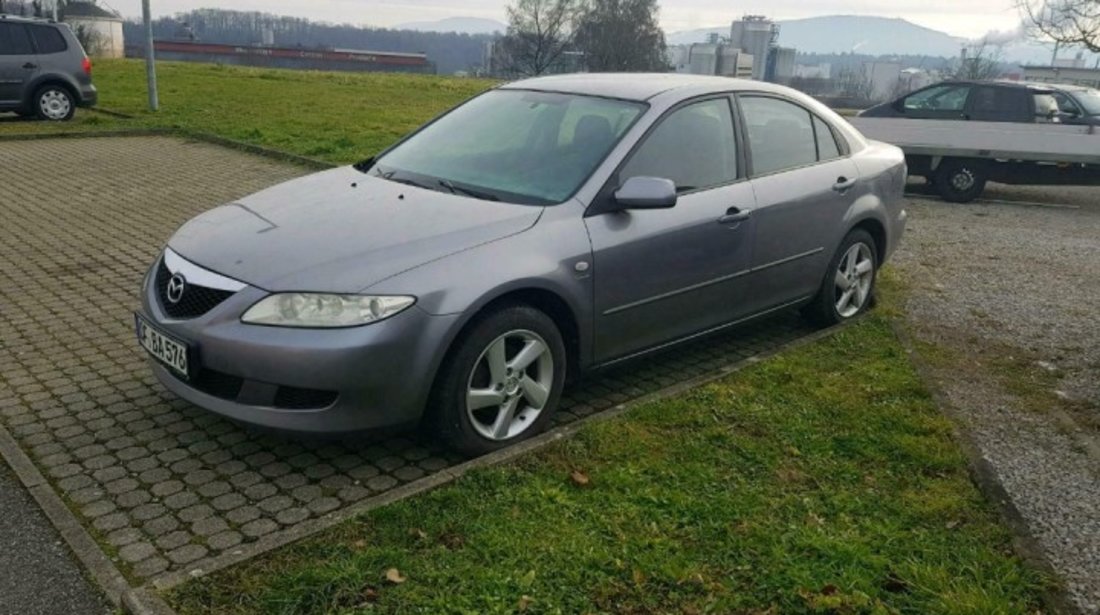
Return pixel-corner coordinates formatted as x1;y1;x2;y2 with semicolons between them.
946;519;961;530
632;568;646;586
409;528;428;541
807;512;826;527
820;584;838;596
570;470;590;487
518;595;534;611
384;568;406;584
358;587;380;605
351;539;368;551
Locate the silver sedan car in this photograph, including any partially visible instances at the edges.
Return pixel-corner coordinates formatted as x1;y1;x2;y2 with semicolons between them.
136;74;907;455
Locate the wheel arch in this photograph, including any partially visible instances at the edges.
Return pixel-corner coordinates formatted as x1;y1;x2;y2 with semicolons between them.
851;217;887;265
24;75;80;108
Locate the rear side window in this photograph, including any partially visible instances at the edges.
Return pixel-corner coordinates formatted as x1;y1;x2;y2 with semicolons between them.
813;116;842;160
0;23;34;55
740;96;818;175
28;25;68;54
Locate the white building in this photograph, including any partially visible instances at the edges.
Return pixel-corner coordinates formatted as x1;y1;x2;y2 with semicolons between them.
794;63;831;80
862;61;903;101
730;16;777;81
669;44;753;79
61;1;124;58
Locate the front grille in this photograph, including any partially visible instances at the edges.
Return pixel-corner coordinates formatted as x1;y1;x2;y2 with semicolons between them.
274;386;339;410
156;260;235;319
171;367;244;401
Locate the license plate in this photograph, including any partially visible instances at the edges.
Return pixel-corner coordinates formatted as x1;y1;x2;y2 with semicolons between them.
135;313;191;379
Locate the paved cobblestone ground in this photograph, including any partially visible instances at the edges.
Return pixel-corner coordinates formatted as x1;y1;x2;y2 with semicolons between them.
0;136;815;583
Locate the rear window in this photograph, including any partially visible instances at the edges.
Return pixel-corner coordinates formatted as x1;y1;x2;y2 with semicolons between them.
28;25;68;54
0;23;34;55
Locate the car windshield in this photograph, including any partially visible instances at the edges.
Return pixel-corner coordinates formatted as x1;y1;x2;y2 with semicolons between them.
371;90;646;205
1074;89;1100;115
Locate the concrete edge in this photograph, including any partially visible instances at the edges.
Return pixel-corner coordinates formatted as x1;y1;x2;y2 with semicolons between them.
149;321;848;594
0;129;337;171
0;424;131;608
888;320;1080;615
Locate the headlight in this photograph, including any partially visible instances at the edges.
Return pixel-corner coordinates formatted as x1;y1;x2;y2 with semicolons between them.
241;294;416;328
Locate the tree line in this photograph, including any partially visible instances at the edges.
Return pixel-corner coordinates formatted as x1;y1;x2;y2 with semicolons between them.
495;0;667;76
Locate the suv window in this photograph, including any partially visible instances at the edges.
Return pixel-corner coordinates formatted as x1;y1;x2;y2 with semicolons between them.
619;98;737;193
28;25;68;54
1051;91;1083;116
0;23;34;55
740;96;817;175
903;84;971;112
813;116;842;160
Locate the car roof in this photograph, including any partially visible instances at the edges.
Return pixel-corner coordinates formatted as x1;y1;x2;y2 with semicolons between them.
0;14;56;24
499;73;792;102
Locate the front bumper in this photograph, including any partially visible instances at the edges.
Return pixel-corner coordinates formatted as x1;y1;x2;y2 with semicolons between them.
138;262;460;434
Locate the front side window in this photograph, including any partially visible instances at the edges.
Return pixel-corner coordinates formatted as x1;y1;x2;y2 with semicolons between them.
1050;92;1082;116
740;96;817;175
28;25;68;54
619;98;738;193
903;85;971;112
374;90;645;205
0;23;34;56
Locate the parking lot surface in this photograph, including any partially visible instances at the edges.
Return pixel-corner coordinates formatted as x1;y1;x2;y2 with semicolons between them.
894;184;1100;613
0;136;815;583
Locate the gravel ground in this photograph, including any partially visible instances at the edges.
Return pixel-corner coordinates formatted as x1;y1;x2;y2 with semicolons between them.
0;463;109;615
893;183;1100;613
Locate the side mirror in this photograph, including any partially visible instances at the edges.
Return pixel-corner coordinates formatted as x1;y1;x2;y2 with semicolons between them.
613;177;678;210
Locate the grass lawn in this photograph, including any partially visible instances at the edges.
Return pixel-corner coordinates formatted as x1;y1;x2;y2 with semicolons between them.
167;309;1048;614
0;59;496;164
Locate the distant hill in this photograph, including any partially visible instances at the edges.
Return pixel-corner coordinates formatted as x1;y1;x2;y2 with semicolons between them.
666;15;1085;64
395;17;506;35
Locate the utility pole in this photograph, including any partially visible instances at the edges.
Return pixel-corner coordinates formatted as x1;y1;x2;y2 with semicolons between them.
51;0;57;20
142;0;159;111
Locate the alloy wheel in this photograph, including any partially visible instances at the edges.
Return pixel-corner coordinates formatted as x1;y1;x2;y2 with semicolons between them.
39;89;72;121
465;329;554;441
834;242;874;318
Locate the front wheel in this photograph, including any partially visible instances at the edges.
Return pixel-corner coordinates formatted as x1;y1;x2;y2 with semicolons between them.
429;305;566;457
803;229;878;326
934;159;987;203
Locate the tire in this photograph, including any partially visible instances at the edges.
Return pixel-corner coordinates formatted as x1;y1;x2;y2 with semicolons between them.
934;159;987;203
802;228;879;326
33;85;76;122
429;304;567;457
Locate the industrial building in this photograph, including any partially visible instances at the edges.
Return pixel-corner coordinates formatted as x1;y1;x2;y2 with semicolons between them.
669;43;753;78
730;16;778;81
127;40;435;74
1022;64;1100;89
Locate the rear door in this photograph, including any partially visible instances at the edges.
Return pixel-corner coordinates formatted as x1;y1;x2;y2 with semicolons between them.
739;94;860;313
966;85;1031;122
0;22;38;106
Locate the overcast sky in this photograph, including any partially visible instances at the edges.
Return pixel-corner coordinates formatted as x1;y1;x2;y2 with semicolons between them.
97;0;1025;39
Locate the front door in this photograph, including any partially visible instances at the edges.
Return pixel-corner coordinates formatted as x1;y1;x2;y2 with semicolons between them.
586;97;757;363
0;22;38;106
739;94;860;312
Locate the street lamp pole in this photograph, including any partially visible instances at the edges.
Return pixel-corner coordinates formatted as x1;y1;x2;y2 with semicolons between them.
142;0;159;111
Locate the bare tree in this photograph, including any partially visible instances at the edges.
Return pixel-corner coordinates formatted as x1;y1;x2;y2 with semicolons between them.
574;0;667;72
1018;0;1100;53
954;41;1005;80
498;0;580;76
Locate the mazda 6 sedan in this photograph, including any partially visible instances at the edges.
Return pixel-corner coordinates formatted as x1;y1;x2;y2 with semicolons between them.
136;74;907;455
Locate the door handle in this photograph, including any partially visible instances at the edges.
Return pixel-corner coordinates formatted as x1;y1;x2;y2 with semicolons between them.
717;208;752;226
22;63;38;70
832;177;856;193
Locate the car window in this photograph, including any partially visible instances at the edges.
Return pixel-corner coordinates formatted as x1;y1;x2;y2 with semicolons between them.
0;23;34;55
1074;89;1100;115
28;25;68;54
903;84;971;112
813;116;842;160
740;96;817;176
1051;92;1083;116
375;90;645;205
619;98;738;193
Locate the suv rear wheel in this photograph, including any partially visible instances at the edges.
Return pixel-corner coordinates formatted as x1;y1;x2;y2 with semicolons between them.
34;85;75;121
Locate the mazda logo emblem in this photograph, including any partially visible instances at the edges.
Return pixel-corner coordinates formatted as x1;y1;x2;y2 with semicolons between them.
166;274;187;304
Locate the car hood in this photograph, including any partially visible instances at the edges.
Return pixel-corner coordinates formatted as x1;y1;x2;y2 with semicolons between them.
168;166;544;293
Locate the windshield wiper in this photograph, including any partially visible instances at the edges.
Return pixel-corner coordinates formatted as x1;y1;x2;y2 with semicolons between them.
438;179;500;202
379;171;434;192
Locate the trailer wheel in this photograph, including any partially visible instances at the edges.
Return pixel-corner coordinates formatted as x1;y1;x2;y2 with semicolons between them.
934;159;987;203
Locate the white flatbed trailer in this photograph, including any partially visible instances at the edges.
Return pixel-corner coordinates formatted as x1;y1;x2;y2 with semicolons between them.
849;117;1100;202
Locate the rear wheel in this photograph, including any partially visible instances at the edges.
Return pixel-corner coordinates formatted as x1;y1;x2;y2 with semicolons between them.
803;229;878;326
429;305;566;457
34;85;75;121
934;159;987;203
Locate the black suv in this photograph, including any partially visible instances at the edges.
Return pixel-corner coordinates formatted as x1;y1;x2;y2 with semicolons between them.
860;80;1100;126
0;15;97;121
